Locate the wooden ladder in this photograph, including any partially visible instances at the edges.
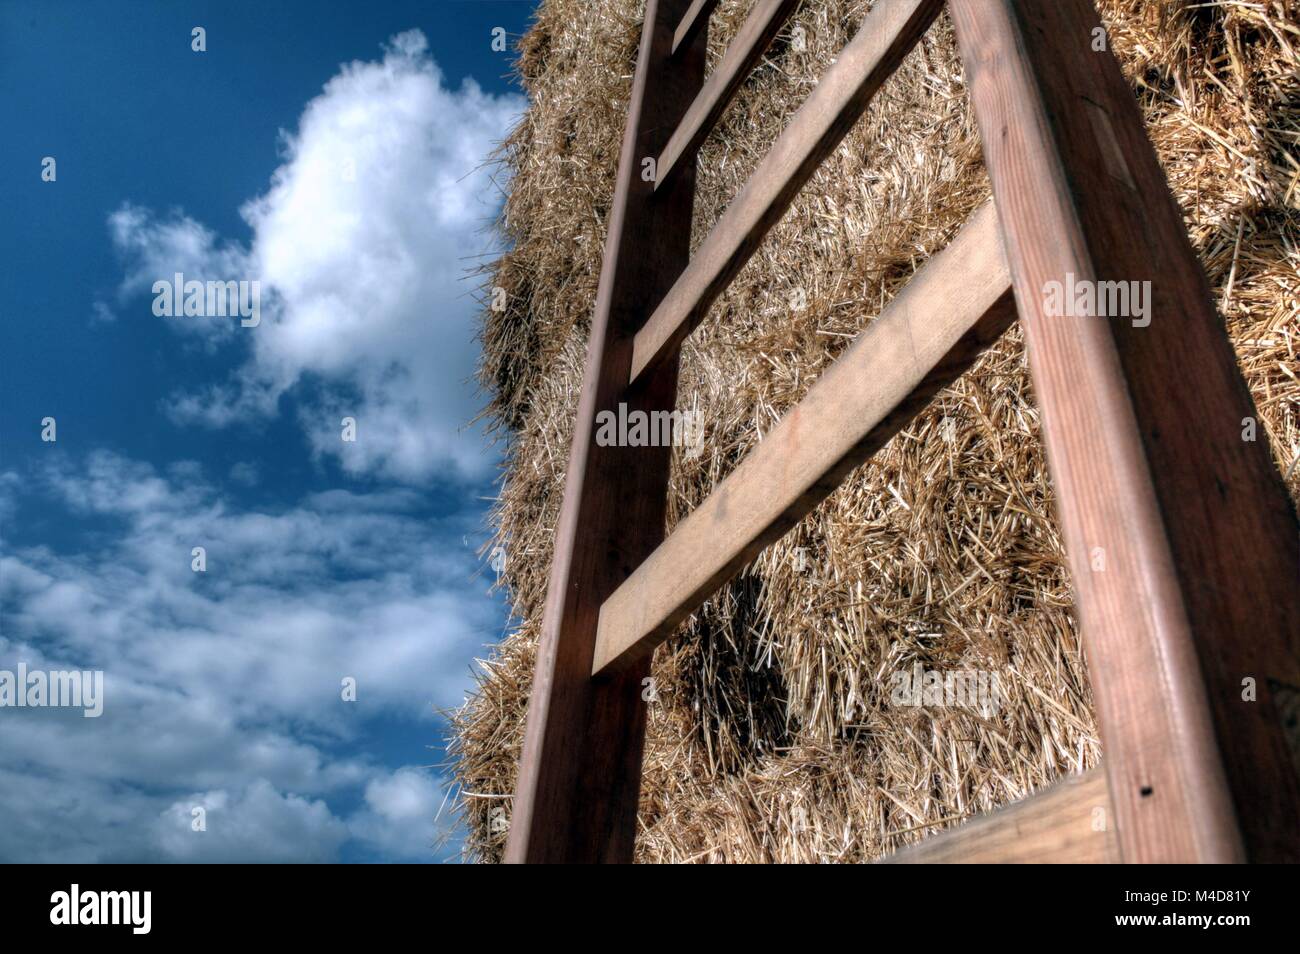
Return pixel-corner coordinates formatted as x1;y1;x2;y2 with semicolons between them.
504;0;1300;864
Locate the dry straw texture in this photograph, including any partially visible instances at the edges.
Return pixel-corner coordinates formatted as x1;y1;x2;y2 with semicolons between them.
450;0;1300;862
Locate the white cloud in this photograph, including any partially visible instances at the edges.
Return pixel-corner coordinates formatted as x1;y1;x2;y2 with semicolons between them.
109;29;524;482
0;452;503;862
5;25;518;865
364;766;440;821
153;782;348;863
347;766;453;861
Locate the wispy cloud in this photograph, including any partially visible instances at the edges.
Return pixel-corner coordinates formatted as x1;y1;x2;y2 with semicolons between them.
0;450;499;862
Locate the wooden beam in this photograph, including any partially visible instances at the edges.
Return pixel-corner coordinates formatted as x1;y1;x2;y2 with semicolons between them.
672;0;719;57
505;0;708;864
951;0;1300;863
631;0;944;386
883;769;1119;864
594;202;1015;676
656;0;801;190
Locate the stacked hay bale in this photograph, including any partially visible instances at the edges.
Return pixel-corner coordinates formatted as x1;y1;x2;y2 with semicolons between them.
451;0;1300;862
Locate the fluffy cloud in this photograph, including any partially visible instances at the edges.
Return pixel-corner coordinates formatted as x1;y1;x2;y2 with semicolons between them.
347;767;451;861
4;26;518;865
0;452;500;862
109;30;524;481
153;782;349;863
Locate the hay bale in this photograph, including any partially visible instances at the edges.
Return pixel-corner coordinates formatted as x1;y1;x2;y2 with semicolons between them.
449;0;1300;862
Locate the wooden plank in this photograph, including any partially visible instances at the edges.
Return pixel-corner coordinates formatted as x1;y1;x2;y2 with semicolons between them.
656;0;801;190
505;0;708;864
951;0;1300;863
594;202;1015;676
883;769;1119;864
672;0;719;57
631;0;944;386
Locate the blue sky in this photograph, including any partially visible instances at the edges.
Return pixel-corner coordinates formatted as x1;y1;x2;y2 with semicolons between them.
0;0;537;862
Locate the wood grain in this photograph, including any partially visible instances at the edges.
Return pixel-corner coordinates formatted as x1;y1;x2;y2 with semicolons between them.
505;0;707;864
883;769;1119;864
656;0;800;190
673;0;719;56
951;0;1300;863
631;0;944;386
595;203;1015;676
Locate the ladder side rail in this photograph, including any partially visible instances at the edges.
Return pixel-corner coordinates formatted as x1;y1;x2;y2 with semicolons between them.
506;0;710;864
951;0;1300;863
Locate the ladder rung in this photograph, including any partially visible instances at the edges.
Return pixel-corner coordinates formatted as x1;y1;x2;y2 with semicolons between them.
656;0;801;190
594;202;1013;677
882;769;1118;864
632;0;943;386
672;0;719;57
